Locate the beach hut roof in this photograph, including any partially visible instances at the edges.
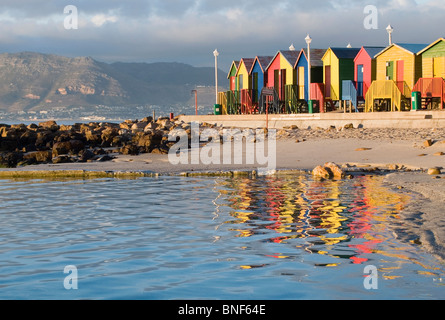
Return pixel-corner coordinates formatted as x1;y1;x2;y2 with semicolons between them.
326;47;361;60
249;55;274;74
227;60;240;79
280;50;302;67
417;38;445;55
374;43;429;58
296;48;327;68
358;46;386;60
265;50;300;71
240;58;255;72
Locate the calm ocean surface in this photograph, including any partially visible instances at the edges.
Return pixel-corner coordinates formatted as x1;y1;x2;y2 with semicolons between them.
0;173;444;300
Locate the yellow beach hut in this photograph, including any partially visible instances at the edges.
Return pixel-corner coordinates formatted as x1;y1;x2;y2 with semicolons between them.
235;58;256;113
321;47;360;109
366;43;427;112
413;38;445;110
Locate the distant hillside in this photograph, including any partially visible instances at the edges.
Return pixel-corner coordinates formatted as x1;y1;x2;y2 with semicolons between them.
0;52;227;112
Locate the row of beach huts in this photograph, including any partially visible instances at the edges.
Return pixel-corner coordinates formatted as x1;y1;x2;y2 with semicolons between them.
216;37;445;115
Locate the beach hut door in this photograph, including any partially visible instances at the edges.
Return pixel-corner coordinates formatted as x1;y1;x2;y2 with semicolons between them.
357;65;364;96
325;66;331;98
252;73;259;102
396;60;404;83
298;67;305;99
433;57;444;78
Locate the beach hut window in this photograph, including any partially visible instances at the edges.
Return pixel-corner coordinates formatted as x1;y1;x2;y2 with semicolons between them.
386;61;394;80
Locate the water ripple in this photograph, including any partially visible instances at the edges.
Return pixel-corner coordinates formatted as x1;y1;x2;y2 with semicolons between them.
0;174;444;299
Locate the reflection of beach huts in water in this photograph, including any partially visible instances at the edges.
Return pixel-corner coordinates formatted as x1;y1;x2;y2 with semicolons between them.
321;47;360;112
365;43;426;112
413;38;445;110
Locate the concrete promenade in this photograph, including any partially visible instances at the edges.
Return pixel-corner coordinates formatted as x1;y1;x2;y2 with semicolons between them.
179;110;445;129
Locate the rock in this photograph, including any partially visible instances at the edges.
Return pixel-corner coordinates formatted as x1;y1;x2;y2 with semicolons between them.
427;167;441;175
144;122;158;131
84;130;101;146
355;147;372;151
312;165;331;179
424;139;433;147
387;164;399;170
98;155;115;162
101;127;119;147
120;144;139;155
19;130;37;146
52;155;74;164
324;162;344;179
312;162;344;179
24;151;52;163
35;130;56;148
433;152;444;156
344;123;354;129
39;120;59;131
52;140;85;157
0;152;23;168
78;149;96;162
150;147;169;155
131;121;148;133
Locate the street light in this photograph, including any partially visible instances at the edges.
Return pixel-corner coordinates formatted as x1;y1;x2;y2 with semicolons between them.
213;49;219;106
386;24;394;45
305;34;312;101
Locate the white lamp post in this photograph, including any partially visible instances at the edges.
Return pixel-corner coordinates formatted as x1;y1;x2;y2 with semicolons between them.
305;34;312;101
386;25;394;45
213;49;219;105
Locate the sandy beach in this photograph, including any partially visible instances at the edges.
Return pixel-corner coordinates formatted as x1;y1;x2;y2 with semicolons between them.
1;126;445;260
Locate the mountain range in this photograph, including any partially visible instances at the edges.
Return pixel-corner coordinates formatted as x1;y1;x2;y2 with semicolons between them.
0;52;227;113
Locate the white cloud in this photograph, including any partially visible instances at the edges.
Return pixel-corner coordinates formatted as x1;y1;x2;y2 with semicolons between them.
90;14;119;27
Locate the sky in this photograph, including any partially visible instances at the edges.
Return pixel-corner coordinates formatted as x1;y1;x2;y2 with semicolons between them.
0;0;444;72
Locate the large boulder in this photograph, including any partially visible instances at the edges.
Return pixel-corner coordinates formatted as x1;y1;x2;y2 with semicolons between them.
0;152;23;168
24;151;52;164
39;120;59;132
52;140;85;157
312;162;345;179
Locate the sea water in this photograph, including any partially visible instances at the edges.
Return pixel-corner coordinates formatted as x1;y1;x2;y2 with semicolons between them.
0;173;444;300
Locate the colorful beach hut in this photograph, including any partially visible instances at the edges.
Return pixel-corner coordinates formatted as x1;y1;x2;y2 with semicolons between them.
413;38;445;109
354;46;385;98
321;47;361;107
294;48;325;101
222;60;241;114
249;55;273;107
235;58;256;113
227;60;240;91
366;43;427;112
417;38;445;79
264;50;301;112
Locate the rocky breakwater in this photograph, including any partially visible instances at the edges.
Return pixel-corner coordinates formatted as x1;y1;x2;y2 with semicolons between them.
0;117;180;168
